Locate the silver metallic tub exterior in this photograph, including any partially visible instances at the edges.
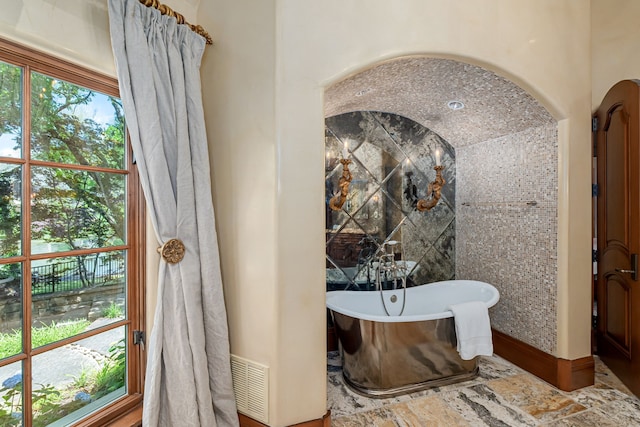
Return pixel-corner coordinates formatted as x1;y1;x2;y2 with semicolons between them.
326;280;499;398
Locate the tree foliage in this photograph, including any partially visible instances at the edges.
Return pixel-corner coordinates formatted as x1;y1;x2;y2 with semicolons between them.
0;62;126;286
0;62;22;259
0;166;20;258
0;62;21;140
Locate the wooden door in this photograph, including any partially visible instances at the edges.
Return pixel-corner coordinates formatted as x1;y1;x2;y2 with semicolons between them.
596;79;640;396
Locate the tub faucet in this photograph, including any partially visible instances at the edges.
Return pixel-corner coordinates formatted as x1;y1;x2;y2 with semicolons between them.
375;241;408;316
375;241;407;291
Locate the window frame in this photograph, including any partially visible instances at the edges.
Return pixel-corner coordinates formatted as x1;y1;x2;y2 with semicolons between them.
0;37;146;427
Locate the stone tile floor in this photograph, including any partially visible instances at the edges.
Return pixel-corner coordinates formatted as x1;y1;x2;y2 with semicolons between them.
327;351;640;426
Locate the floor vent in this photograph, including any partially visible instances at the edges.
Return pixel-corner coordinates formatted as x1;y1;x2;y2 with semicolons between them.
230;354;269;424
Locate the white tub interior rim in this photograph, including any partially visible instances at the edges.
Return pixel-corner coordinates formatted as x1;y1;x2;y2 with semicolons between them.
326;280;500;323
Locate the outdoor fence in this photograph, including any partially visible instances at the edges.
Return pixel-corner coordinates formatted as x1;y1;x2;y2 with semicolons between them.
31;257;125;295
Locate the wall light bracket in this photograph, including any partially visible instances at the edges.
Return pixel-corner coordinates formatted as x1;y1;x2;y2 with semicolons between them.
416;165;446;212
329;158;353;211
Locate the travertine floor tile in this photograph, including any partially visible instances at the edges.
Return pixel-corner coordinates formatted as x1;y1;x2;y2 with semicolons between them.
440;383;537;426
486;374;586;422
402;395;472;426
328;354;640;426
541;407;625;427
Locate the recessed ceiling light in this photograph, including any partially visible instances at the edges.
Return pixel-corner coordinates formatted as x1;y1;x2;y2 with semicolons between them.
447;100;464;110
355;88;372;97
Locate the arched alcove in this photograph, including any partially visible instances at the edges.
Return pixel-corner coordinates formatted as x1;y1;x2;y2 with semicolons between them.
324;56;558;355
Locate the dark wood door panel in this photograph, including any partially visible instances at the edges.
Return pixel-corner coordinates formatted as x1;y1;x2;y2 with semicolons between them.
604;275;630;352
596;79;640;396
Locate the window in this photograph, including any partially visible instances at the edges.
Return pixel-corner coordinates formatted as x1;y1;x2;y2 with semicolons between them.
0;38;145;426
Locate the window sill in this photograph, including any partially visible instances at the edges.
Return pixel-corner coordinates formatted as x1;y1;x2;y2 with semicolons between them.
72;394;142;427
107;404;142;427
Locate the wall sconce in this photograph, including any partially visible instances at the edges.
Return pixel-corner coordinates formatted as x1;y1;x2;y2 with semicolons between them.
416;148;446;212
329;142;353;211
329;158;353;211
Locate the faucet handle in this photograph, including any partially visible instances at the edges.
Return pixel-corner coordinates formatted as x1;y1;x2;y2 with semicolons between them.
381;240;397;251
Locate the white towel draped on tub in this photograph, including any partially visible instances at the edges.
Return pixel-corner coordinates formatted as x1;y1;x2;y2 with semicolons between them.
448;301;493;360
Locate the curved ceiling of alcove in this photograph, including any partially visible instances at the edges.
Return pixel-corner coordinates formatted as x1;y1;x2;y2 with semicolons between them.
324;57;555;148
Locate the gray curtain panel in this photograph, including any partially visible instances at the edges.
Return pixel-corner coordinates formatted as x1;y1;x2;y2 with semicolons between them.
108;1;238;425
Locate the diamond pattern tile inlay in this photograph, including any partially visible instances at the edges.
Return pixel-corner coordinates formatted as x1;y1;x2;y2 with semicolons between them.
325;111;456;290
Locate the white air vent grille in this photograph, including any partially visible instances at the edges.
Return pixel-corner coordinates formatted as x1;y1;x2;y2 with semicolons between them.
231;354;269;424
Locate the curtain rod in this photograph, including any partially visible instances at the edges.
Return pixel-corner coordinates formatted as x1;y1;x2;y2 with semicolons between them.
138;0;213;45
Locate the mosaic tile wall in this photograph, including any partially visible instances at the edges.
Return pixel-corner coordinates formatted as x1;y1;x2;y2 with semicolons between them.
456;124;559;355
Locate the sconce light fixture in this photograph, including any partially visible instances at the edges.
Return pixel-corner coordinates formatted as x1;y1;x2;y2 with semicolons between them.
329;142;353;211
416;148;446;212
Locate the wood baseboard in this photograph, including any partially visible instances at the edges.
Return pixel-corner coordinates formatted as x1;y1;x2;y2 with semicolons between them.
492;329;594;391
239;411;330;427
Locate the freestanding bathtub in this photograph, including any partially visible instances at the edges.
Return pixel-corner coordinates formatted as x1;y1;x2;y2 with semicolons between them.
326;280;500;397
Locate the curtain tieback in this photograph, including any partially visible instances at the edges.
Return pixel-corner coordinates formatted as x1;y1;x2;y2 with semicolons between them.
157;238;186;263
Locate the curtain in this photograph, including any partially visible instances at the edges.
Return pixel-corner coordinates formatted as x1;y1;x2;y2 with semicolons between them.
107;1;238;425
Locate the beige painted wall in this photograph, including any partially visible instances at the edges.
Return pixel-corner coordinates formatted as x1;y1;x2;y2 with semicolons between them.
0;0;600;425
0;0;196;77
592;0;640;109
198;0;279;418
199;1;593;425
0;0;116;75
